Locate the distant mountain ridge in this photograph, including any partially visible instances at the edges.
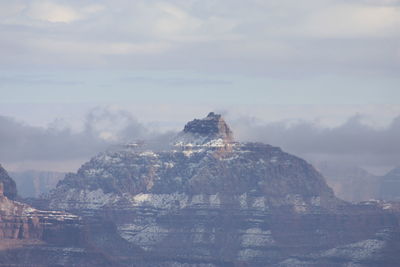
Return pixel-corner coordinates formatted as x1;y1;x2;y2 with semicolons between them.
10;170;65;198
380;166;400;201
316;162;400;202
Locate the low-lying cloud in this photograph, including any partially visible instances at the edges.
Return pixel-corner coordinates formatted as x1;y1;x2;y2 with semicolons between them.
0;107;169;162
0;108;399;173
233;114;400;169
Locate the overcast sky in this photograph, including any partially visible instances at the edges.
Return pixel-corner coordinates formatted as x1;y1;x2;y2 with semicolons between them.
0;0;399;172
1;0;400;91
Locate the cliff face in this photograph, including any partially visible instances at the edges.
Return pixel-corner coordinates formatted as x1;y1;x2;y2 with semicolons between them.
0;168;120;266
0;164;17;200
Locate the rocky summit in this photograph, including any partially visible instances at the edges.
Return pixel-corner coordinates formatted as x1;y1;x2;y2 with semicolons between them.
29;113;400;266
177;112;234;145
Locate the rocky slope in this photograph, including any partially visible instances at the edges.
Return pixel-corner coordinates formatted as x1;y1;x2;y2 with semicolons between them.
42;112;400;266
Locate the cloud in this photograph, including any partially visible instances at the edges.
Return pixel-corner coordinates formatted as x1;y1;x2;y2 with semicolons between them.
301;4;400;38
0;107;159;162
232;114;400;168
1;0;399;75
28;1;81;23
0;107;398;173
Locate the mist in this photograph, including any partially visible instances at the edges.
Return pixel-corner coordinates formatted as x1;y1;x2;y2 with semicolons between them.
1;107;398;174
232;114;400;173
0;107;175;170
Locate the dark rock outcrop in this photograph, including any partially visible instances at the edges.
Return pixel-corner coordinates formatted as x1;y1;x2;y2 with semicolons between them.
183;112;233;142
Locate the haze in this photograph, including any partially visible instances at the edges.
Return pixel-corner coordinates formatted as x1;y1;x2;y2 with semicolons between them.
0;0;399;174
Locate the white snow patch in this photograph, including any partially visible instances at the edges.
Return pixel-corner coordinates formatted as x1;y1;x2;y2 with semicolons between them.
238;249;264;260
320;238;386;261
311;196;321;206
183;150;195;157
131;193;224;210
62;247;85;253
270;156;278;163
286;194;307;213
240;228;275;247
238;193;248;208
193;225;206;243
252;197;267;209
132;193;189;209
164;162;175;168
222;154;239;161
133;193;150;203
191;194;206;205
139;151;158;157
84;168;104;177
209;194;221;206
50;188;118;210
203;138;225;147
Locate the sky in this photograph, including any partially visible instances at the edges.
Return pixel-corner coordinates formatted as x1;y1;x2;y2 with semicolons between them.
0;0;399;173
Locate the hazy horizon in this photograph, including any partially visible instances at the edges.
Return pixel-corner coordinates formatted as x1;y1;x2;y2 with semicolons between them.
0;105;398;176
1;0;399;173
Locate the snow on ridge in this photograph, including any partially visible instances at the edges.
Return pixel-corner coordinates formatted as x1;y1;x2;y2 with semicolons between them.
131;193;223;210
240;228;275;247
50;188;119;210
319;238;386;261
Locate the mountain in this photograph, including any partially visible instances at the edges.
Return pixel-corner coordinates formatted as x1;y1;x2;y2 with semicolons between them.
380;167;400;201
315;162;380;202
10;170;65;198
49;112;340;212
41;112;400;266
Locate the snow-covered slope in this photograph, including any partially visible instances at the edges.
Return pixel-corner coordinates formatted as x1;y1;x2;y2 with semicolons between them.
49;112;339;214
